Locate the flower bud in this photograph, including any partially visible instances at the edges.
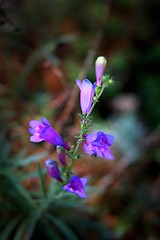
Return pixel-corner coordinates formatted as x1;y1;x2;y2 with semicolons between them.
57;146;67;166
45;159;62;182
95;56;107;86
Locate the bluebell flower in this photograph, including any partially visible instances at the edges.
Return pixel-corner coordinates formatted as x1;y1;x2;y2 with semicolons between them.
83;131;114;160
45;159;62;182
28;117;70;150
62;176;88;198
76;79;94;114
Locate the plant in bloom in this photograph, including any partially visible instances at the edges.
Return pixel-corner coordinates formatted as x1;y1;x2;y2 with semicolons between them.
62;176;88;198
45;159;62;182
29;117;70;150
28;56;114;199
95;56;107;86
76;79;94;114
83;131;114;160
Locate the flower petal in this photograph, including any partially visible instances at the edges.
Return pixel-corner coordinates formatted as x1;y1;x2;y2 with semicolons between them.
28;127;35;134
105;134;114;146
41;117;50;126
29;120;41;128
76;79;82;89
42;126;63;146
62;185;70;191
76;190;86;198
83;142;95;156
103;148;114;160
80;178;88;187
86;132;97;143
30;134;43;142
79;79;94;114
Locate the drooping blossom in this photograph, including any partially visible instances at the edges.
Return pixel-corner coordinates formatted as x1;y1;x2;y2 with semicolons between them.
62;175;88;198
95;56;107;86
83;131;114;160
76;79;94;114
28;117;70;150
45;159;62;182
57;145;67;166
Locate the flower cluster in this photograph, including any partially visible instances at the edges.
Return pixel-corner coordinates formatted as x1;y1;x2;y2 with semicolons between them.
28;56;114;198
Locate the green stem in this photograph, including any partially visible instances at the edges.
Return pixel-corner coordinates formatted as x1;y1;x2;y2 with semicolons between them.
65;85;105;181
86;85;105;118
71;86;105;157
73;120;86;155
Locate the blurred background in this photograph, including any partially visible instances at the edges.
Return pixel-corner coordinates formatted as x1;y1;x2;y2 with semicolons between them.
0;0;160;239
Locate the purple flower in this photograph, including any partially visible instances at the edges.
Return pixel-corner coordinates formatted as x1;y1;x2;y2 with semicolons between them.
45;159;62;182
83;131;114;160
56;146;67;166
95;56;107;86
28;117;70;150
62;176;88;198
76;79;94;114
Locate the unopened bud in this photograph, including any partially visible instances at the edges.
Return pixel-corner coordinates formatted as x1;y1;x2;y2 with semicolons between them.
95;56;107;87
45;159;62;182
57;146;67;166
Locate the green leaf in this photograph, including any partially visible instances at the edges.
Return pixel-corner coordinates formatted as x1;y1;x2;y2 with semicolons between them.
48;215;79;240
25;211;43;240
41;218;63;240
0;142;11;165
13;218;29;240
10;152;48;167
0;216;21;240
13;181;35;208
37;162;47;199
18;168;47;181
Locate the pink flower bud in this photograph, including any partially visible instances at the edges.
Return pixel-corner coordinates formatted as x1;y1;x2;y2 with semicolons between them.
95;56;107;86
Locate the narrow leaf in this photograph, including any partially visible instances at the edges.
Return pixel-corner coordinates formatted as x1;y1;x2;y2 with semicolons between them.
48;215;79;240
11;152;48;167
0;216;21;240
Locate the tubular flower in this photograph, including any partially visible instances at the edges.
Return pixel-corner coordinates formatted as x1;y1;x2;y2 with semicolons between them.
95;56;107;86
62;176;88;198
28;117;70;150
76;79;94;114
83;131;114;160
56;146;67;166
45;159;62;182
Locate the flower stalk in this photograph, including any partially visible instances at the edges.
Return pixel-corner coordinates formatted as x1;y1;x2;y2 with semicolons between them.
28;56;115;198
